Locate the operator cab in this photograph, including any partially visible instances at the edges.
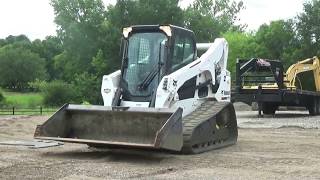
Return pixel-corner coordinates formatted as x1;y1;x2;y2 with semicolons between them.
119;25;197;106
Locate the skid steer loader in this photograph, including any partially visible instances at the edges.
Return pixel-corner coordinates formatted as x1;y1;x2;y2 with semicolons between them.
34;25;238;154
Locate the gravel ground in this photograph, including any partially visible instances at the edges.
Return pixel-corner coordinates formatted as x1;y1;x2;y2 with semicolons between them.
237;110;320;129
0;111;320;180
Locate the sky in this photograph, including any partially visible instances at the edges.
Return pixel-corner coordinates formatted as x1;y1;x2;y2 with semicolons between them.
0;0;306;40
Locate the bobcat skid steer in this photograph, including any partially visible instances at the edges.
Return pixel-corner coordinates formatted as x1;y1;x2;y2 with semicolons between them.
34;25;238;154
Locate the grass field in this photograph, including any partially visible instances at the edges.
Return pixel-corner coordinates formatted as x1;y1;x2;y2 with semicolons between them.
1;91;43;108
0;90;58;115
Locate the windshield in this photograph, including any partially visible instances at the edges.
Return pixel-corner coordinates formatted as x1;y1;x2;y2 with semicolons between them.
123;32;167;99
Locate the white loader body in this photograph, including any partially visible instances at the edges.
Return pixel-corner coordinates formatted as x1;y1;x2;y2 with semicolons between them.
101;38;231;117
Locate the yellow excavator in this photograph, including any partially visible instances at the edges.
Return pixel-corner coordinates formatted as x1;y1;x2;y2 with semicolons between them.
285;56;320;91
234;56;320;115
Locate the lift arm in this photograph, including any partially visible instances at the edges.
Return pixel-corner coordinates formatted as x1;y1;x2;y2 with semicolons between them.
155;38;230;114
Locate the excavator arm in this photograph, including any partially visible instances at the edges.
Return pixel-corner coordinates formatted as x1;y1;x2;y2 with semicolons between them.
285;56;320;91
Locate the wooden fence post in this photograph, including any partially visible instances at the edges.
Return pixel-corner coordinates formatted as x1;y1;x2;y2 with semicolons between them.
40;106;43;115
12;107;15;115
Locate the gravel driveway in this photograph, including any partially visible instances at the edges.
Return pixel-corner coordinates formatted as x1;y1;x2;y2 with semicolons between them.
0;111;319;180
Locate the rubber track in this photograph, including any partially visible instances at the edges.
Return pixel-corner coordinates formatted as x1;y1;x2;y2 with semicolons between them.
182;100;235;154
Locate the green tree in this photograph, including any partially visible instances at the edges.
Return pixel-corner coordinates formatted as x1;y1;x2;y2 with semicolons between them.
51;0;108;103
297;0;320;57
72;72;100;104
0;90;4;103
0;39;7;47
33;80;76;106
223;31;267;76
184;0;245;42
91;49;107;77
50;0;187;103
53;50;76;80
0;44;46;90
255;20;299;67
51;0;107;80
31;36;63;80
49;0;247;103
104;0;185;70
108;0;184;27
5;35;31;45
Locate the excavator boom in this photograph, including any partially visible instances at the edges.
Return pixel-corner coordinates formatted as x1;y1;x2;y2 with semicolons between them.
285;56;320;91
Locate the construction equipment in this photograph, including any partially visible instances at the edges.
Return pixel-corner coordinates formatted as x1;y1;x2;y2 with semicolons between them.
34;25;238;154
285;57;320;91
234;57;320;115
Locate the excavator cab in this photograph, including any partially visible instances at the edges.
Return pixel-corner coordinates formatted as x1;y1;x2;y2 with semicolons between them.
34;25;238;154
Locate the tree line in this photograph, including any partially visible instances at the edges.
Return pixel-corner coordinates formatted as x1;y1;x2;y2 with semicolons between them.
0;0;319;106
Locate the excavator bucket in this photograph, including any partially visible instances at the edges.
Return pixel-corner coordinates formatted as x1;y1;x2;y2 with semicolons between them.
34;104;183;151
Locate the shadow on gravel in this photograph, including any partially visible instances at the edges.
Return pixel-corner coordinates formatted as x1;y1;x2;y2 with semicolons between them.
41;148;174;164
272;113;310;118
239;111;310;119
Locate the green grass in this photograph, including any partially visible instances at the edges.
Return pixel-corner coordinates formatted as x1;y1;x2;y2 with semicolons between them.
0;90;58;115
2;91;43;108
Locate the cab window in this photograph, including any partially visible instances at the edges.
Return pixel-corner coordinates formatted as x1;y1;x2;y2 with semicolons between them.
171;34;195;72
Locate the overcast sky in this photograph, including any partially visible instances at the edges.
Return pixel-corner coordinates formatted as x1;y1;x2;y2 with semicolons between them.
0;0;306;40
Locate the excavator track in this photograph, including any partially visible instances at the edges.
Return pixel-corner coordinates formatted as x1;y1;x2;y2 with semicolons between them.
182;100;238;154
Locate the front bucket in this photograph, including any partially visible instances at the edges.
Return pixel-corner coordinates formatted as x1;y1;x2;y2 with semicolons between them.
34;104;183;151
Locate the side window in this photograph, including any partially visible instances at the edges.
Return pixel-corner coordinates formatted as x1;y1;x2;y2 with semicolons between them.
172;35;184;68
183;38;194;62
171;34;195;71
